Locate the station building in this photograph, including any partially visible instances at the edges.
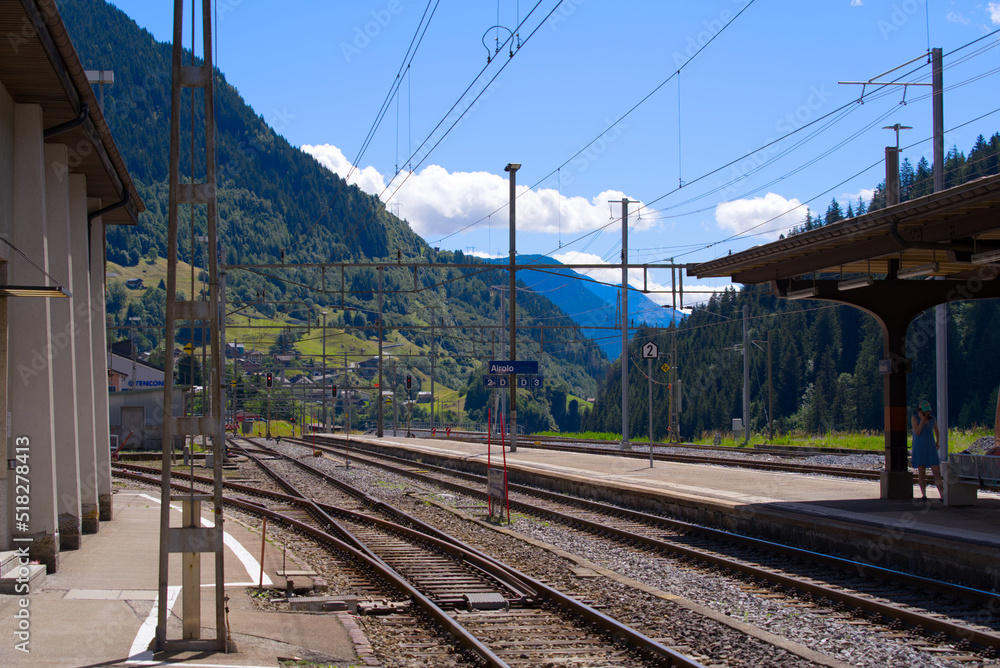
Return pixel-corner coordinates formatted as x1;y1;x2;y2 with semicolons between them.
0;0;144;571
107;352;165;391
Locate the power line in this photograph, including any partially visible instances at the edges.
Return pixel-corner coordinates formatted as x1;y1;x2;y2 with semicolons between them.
432;0;761;246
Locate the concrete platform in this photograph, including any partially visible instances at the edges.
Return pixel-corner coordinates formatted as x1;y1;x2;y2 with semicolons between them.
336;435;1000;592
0;491;367;667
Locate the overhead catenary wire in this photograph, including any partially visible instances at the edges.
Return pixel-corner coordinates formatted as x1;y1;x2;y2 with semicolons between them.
221;27;1000;382
432;0;760;247
435;29;1000;272
310;0;559;260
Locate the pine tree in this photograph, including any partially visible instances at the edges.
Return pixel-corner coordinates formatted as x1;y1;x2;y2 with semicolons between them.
912;156;933;198
966;134;999;180
803;209;815;231
944;146;967;188
899;158;916;201
824;198;844;225
868;182;887;212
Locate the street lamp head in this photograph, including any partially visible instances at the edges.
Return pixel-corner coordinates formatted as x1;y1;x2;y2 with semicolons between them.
504;163;520;172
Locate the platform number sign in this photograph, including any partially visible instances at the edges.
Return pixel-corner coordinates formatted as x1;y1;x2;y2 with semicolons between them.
406;374;412;389
265;372;273;388
642;341;658;359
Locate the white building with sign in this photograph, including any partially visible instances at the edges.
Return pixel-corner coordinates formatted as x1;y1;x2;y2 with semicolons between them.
108;352;164;390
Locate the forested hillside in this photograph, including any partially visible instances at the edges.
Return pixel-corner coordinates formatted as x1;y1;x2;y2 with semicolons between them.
583;288;1000;439
584;132;1000;439
58;0;608;416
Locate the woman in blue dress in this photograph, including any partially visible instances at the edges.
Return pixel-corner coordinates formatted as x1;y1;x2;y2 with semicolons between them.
911;400;942;501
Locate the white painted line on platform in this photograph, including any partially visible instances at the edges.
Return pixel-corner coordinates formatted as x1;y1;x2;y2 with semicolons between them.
135;493;272;585
123;494;277;665
127;584;180;663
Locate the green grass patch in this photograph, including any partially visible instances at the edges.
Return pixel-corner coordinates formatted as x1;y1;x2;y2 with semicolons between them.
689;427;993;452
106;256;196;290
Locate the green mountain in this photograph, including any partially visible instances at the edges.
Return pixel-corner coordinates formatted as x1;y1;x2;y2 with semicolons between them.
58;0;608;429
55;0;420;267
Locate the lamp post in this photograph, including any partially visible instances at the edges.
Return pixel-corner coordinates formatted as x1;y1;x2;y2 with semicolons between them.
128;316;140;390
321;311;328;433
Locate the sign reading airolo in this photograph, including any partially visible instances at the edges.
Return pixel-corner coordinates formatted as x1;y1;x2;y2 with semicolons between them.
487;360;538;375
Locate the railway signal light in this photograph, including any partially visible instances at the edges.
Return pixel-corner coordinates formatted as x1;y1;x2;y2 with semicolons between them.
406;375;412;389
265;372;273;388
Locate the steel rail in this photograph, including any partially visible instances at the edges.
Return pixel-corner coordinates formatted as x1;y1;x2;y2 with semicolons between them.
116;454;704;666
291;435;1000;653
232;443;538;603
403;430;882;479
112;465;513;667
235;439;704;667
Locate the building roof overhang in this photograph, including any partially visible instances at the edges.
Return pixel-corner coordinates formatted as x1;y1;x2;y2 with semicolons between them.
688;172;1000;286
0;0;144;225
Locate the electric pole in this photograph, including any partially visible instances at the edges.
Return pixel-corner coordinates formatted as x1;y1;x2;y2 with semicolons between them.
377;266;384;437
767;331;773;442
505;163;520;452
671;258;679;442
621;198;631;450
321;311;328;433
931;47;949;465
743;304;749;444
431;315;436;433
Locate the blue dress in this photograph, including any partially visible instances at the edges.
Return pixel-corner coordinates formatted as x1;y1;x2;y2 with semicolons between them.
911;415;940;467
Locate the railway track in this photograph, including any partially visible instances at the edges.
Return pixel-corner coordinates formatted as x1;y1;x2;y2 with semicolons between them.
392;429;882;479
281;434;1000;663
113;444;706;668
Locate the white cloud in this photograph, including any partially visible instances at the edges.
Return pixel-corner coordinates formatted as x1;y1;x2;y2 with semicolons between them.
850;0;862;6
714;193;804;240
300;143;654;239
301;143;388;197
989;2;1000;24
467;249;503;260
842;188;875;208
549;251;673;306
946;11;971;25
546;251;729;309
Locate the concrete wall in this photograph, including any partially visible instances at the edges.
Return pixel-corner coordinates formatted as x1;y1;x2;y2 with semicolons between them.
0;80;114;570
108;388;186;450
0;79;12;552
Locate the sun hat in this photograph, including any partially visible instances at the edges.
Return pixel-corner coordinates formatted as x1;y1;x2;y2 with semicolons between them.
919;400;932;412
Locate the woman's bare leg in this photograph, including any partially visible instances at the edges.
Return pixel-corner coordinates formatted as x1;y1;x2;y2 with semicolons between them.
931;464;943;499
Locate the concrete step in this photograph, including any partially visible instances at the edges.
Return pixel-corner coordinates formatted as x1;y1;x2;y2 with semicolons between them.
0;551;21;577
0;555;46;595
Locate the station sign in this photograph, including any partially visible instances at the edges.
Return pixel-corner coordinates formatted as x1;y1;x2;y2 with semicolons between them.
516;375;543;388
488;360;538;375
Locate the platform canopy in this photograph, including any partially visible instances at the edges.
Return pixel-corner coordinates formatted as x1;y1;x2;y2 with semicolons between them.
688;171;1000;500
689;172;1000;288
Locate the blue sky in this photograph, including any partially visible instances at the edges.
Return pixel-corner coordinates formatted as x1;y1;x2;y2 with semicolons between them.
108;0;1000;304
